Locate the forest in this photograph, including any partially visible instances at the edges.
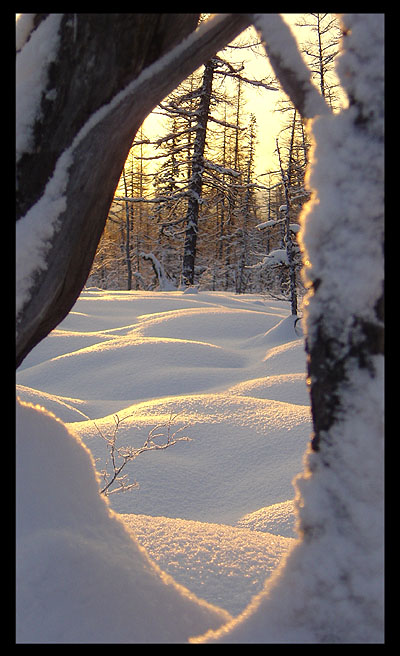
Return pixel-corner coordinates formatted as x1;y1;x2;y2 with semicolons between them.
87;14;342;315
16;13;384;644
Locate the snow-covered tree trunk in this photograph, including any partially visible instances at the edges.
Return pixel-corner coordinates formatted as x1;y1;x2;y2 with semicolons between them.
294;14;384;640
16;13;251;367
235;115;256;294
196;13;384;643
276;111;299;316
181;59;215;287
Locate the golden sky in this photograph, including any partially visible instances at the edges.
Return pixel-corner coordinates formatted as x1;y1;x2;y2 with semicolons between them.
143;14;344;177
223;13;344;176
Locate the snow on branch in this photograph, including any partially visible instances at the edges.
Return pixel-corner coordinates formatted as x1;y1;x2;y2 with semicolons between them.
248;248;289;269
213;54;278;91
256;218;284;230
203;159;241;177
215;68;278;92
114;192;186;204
207;114;245;131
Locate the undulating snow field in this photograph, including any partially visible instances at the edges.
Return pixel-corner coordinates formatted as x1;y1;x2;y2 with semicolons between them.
16;288;313;641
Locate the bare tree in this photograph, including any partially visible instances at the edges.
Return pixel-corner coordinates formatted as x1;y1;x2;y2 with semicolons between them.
275;110;299;315
295;13;342;109
181;58;216;286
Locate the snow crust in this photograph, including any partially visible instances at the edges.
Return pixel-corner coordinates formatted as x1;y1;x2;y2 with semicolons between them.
16;288;383;642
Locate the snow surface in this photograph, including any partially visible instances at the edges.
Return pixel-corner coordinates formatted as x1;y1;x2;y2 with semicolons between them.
17;289;311;641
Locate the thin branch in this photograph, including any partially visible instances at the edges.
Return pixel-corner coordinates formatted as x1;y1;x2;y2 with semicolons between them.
248;13;331;119
94;412;192;496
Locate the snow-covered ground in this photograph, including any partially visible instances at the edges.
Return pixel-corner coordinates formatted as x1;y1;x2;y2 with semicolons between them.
16;288;312;641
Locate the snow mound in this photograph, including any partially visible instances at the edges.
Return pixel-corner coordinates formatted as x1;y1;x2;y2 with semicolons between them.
228;374;309;406
263;339;307;375
70;392;310;522
133;306;281;344
17;328;115;370
16;384;91;422
235;501;296;538
17;335;246;402
120;513;295;616
16;399;231;643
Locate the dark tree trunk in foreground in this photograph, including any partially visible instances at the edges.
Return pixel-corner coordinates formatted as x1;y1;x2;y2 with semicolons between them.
16;13;251;367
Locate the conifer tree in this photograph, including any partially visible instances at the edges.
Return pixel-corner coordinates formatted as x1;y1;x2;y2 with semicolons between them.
295;13;342;109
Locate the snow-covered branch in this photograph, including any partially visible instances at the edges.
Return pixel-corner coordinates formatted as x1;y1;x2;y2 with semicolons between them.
207;114;245;131
203;159;241;177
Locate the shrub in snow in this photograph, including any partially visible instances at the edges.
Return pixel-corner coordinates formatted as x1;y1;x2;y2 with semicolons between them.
95;411;192;496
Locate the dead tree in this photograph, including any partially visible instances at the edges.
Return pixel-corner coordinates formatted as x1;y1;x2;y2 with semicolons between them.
181;59;216;287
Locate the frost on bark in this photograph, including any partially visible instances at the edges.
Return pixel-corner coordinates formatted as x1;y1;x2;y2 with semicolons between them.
16;13;252;367
301;15;384;454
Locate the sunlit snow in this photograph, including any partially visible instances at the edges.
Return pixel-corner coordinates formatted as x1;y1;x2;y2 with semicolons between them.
17;289;311;638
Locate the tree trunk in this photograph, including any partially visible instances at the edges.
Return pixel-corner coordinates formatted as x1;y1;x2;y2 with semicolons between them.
276;110;298;315
181;59;215;287
236;116;256;294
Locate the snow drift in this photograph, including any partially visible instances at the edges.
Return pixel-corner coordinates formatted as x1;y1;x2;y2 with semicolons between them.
16;287;383;643
16;399;231;643
16;290;309;641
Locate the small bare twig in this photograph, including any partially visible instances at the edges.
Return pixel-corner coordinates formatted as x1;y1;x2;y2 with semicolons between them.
93;411;192;496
